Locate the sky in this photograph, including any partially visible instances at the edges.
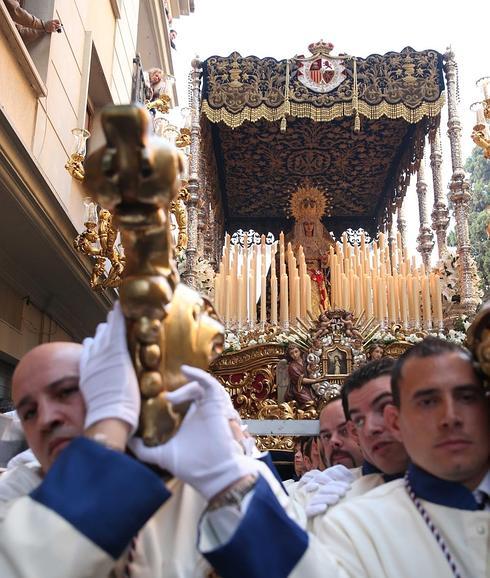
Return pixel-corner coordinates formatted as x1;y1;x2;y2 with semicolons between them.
171;0;488;256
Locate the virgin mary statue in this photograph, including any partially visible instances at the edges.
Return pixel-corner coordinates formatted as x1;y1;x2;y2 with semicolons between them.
288;182;335;317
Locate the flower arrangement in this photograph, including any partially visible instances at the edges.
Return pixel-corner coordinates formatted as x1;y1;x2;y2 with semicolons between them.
434;249;483;305
223;326;300;352
369;328;466;346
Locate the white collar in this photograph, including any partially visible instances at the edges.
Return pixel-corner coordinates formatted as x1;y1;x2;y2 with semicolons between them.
474;468;490;497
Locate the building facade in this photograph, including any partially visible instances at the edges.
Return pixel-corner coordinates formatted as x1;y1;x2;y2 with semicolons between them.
0;0;192;408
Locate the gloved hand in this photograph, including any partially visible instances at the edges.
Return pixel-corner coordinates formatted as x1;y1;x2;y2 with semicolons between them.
79;302;140;433
297;468;322;491
218;383;242;423
217;386;262;458
298;464;355;493
305;479;351;518
129;365;259;501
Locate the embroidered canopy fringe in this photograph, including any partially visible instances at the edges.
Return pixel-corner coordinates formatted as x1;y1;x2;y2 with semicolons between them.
202;96;445;129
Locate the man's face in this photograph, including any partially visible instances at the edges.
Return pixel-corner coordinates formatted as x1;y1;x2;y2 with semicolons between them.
294;442;305;477
319;399;363;468
12;343;86;473
392;352;490;489
348;375;408;475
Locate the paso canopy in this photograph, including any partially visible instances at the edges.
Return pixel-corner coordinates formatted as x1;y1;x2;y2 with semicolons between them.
200;45;444;238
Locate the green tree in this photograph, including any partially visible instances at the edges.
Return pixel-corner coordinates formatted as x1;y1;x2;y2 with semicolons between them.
465;147;490;297
447;229;457;247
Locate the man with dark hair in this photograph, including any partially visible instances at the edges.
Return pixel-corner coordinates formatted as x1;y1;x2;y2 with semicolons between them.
300;359;407;518
390;336;466;406
204;336;489;577
385;336;489;500
337;357;408;486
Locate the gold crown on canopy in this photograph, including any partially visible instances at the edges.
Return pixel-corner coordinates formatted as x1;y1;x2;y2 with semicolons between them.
307;39;334;55
288;181;331;221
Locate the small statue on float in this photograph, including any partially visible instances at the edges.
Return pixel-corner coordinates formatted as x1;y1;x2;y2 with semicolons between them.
73;205;126;291
287;181;335;316
313;309;363;342
284;343;336;409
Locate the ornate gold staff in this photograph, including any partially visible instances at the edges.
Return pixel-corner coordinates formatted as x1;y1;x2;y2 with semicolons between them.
84;105;224;445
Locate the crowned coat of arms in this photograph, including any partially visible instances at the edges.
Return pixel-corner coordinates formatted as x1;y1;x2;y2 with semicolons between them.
295;40;346;94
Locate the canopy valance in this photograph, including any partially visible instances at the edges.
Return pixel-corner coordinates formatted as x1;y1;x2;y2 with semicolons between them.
202;46;445;129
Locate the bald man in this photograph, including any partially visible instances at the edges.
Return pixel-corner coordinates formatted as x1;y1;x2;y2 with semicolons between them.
0;307;296;577
0;340;173;577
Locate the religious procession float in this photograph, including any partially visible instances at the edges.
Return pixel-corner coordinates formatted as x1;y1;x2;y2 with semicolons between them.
76;40;490;457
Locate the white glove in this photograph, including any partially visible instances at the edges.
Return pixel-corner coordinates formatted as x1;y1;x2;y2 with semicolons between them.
79;302;140;433
7;449;38;470
299;464;355;493
129;365;259;501
305;479;351;518
218;388;263;459
297;468;323;491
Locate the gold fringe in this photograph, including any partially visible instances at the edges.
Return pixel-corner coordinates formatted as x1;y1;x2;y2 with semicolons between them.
352;57;361;133
280;59;291;132
201;94;446;129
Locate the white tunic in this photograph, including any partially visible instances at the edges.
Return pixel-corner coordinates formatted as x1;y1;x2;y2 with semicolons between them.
201;468;490;578
0;441;289;578
0;437;170;578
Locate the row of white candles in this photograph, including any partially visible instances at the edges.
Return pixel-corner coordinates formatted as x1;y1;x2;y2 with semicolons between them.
214;230;445;331
331;232;444;330
214;232;312;328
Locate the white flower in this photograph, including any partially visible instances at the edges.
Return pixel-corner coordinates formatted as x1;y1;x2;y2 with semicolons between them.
406;334;423;343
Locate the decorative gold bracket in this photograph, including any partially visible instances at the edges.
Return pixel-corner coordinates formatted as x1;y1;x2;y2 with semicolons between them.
73;205;125;290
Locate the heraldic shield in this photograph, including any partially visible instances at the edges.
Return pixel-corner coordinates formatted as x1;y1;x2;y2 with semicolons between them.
295;40;346;94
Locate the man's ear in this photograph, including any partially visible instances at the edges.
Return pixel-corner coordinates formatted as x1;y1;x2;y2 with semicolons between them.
384;404;402;442
347;419;359;443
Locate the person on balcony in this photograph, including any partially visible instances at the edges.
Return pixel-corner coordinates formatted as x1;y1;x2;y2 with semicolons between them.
3;0;60;44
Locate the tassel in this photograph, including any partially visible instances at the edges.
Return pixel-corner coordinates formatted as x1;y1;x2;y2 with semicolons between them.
280;116;287;132
354;111;361;133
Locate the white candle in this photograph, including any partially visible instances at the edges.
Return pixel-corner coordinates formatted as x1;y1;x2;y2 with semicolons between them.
294;275;300;326
225;274;232;323
280;273;289;327
306;275;312;316
271;275;278;325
